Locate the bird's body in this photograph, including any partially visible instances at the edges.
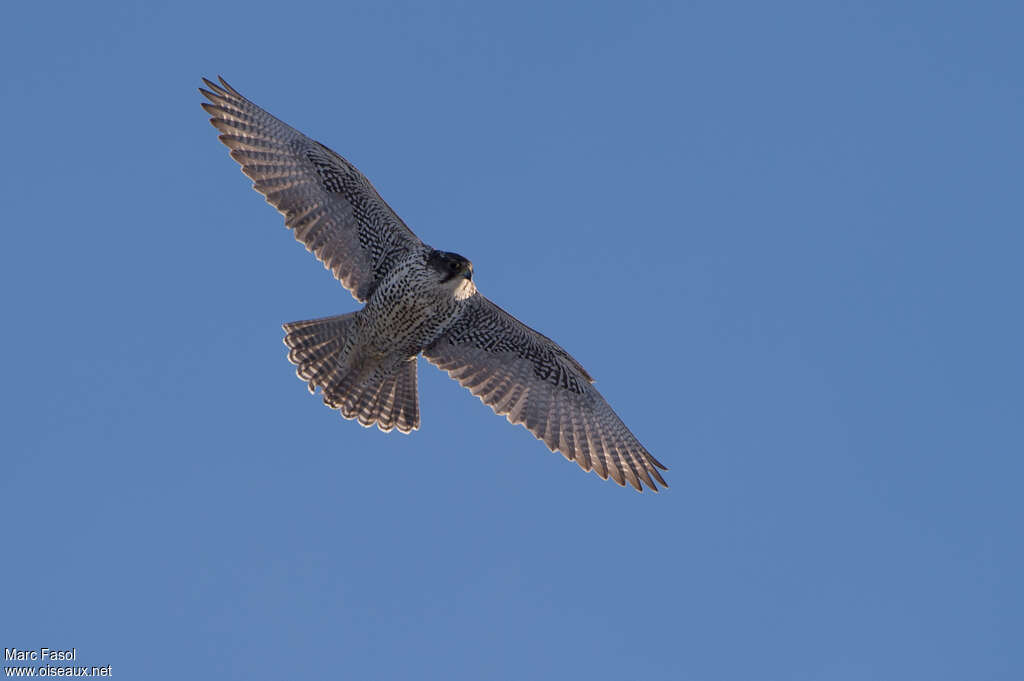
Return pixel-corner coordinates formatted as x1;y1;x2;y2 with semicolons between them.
355;249;474;364
200;76;668;491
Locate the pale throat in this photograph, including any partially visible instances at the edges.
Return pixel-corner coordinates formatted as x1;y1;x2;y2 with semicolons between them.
453;278;477;301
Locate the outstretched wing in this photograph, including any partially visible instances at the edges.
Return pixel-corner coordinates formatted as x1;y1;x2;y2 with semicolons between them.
200;76;423;302
423;295;667;492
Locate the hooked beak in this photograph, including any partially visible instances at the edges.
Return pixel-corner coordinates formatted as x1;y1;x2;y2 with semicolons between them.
462;263;473;281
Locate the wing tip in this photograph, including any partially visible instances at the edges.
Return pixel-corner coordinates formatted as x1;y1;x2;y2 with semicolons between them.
199;75;238;95
580;448;668;493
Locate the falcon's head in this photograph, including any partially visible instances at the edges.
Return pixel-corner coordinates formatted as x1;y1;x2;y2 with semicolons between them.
427;249;476;299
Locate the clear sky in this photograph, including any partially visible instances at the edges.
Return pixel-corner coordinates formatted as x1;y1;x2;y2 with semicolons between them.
2;1;1021;679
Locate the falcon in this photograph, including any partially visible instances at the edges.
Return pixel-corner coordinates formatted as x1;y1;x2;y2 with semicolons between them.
200;76;668;492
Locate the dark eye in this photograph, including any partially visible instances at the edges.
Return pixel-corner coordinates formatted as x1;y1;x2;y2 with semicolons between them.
450;261;460;271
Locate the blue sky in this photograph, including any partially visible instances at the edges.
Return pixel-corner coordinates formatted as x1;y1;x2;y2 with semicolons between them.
2;1;1021;679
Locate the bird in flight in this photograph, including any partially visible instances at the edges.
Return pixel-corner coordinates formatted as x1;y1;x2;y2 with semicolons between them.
199;76;667;491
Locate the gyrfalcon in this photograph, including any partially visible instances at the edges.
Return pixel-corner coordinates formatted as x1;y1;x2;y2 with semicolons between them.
200;76;668;492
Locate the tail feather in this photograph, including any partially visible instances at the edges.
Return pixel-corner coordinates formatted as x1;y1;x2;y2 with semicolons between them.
283;313;355;392
356;374;390;427
339;360;419;434
282;314;420;433
367;360;419;433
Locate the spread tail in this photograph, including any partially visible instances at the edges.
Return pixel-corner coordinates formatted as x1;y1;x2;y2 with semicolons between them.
283;313;420;433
